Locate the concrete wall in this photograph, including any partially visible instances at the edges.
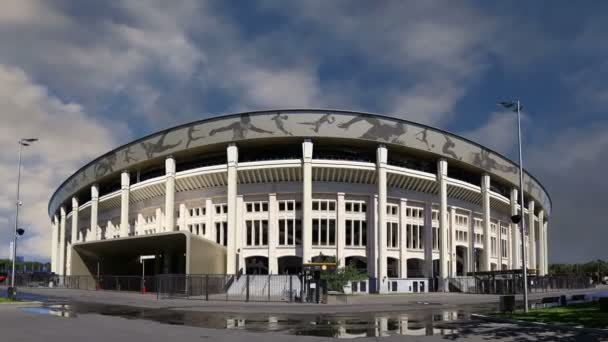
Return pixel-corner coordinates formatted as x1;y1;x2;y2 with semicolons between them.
188;234;226;274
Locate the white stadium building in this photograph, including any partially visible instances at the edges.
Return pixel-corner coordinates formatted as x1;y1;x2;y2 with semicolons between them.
47;110;551;293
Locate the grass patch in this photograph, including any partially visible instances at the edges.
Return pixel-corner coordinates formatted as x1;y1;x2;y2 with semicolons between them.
0;297;20;303
499;302;608;329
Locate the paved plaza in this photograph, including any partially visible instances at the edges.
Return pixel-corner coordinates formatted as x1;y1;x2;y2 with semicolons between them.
0;286;606;341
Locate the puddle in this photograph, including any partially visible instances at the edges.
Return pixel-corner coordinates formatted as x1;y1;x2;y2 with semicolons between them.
20;302;488;338
22;307;75;318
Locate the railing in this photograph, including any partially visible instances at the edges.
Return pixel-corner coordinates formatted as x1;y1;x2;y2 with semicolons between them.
446;275;592;294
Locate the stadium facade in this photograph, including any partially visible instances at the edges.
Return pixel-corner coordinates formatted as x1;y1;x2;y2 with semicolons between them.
48;109;551;293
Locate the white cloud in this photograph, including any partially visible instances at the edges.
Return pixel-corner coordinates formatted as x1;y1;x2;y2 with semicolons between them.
0;65;120;260
462;111;520;155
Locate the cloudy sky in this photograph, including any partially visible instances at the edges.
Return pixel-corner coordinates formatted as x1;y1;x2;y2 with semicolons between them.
1;1;606;263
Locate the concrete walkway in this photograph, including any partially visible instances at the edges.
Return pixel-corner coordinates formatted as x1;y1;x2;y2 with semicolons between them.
1;303;607;341
8;285;607;314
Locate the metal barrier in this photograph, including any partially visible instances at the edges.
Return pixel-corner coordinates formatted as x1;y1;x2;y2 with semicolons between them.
447;275;592;294
157;274;301;302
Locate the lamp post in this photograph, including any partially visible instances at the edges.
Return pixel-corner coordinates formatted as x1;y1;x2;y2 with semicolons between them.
9;138;38;298
497;100;529;313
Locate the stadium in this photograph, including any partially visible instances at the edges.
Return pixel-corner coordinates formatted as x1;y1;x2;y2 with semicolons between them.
47;109;551;294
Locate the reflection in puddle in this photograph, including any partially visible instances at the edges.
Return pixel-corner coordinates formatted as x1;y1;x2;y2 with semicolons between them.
22;307;75;318
21;303;480;338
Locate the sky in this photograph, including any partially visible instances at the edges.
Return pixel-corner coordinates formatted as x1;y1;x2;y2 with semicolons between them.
0;0;607;264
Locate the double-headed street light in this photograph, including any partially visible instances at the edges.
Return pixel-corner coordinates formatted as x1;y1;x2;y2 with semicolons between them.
497;100;529;313
8;138;38;299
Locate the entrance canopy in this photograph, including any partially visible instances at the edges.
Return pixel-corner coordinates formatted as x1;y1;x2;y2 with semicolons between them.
71;232;226;277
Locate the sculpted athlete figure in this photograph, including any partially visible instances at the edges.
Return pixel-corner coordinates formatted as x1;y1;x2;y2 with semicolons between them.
140;132;182;159
338;115;407;143
271;112;292;135
299;113;335;133
209;113;273;140
416;128;434;150
186;125;205;148
442;135;461;160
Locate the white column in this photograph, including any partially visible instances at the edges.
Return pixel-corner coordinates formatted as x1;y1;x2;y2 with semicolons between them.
510;188;520;269
543;220;548;275
423;201;433;278
226;144;238;274
236;195;244;272
205;199;213;240
155;208;162;232
336;193;346;268
481;174;491;271
58;206;66;276
538;209;545;275
302;139;313;263
437;159;449;290
165;156;176;231
400;199;409;278
90;184;99;242
377;145;388;292
468;211;475;273
67;197;78;276
120;171;130;237
51;215;58;273
71;197;79;243
178;203;187;231
268;193;278;274
449;206;456;276
497;220;502;269
368;195;378;279
527;200;536;271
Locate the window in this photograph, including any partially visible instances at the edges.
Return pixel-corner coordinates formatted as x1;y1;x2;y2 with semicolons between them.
491;237;497;257
312;218;336;246
278;200;297;212
501;239;508;258
475;233;483;244
432;210;439;221
278;219;302;246
312;200;336;212
406;224;424;249
245;220;269;246
491;222;497;234
189;207;206;217
246;201;268;213
387;204;398;216
407;207;424;219
345;220;367;247
215;204;228;215
387;222;399;248
432;227;440;250
455;214;468;227
215;222;227;246
345;200;367;213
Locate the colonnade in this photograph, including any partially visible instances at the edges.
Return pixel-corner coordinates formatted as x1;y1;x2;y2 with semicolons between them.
50;140;549;284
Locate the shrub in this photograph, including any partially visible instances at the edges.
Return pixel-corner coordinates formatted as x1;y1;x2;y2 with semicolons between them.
600;297;608;312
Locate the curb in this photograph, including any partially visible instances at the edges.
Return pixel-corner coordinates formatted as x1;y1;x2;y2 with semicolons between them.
471;313;608;335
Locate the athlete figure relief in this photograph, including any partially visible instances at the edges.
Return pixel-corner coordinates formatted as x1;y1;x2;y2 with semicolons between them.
416;128;435;150
337;115;407;143
140;132;183;159
299;113;335;133
472;149;518;174
94;153;117;178
271;112;292;135
442;135;462;160
186;125;205;148
209;113;273;140
122;146;138;163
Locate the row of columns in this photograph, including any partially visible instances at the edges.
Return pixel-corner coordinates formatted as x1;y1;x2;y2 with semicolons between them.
50;141;549;280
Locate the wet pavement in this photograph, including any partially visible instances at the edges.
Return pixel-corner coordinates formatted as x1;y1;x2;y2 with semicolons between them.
17;300;498;338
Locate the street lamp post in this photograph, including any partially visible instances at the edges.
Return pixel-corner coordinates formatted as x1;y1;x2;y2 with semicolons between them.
9;138;38;298
498;100;529;313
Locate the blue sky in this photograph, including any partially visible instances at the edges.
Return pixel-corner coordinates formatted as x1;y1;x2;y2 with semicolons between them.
0;1;607;263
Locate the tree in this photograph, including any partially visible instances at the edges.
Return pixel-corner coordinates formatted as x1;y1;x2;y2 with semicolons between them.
320;262;367;292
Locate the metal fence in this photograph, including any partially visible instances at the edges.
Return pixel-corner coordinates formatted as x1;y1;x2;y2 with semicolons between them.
6;273;302;303
448;275;592;294
157;274;302;302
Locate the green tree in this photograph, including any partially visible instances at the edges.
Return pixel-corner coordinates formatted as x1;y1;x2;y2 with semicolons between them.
320;262;367;292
